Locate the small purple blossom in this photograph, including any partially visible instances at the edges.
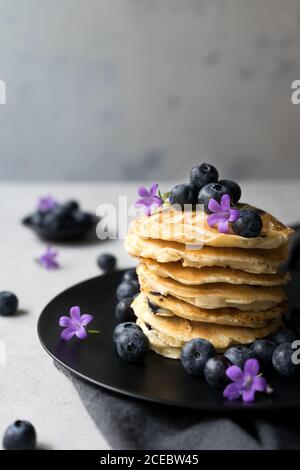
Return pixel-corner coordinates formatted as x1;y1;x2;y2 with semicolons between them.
135;184;163;216
37;195;57;212
207;194;240;234
59;306;94;341
223;358;272;403
39;246;59;270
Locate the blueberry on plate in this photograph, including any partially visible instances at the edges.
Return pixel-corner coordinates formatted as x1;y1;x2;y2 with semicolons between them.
204;355;230;388
272;342;299;378
115;298;135;323
97;253;117;273
169;184;196;209
224;345;255;368
218;179;241;204
116;281;139;301
271;329;296;345
180;338;216;376
3;420;36;450
122;268;138;282
113;322;142;343
251;339;276;370
190;163;219;191
0;291;18;317
232;209;262;238
115;329;149;362
197;182;228;214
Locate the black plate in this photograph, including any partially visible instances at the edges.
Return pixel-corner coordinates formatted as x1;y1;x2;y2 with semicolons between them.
37;269;300;411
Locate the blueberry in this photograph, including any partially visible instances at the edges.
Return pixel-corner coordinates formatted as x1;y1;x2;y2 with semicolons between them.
271;329;296;345
42;212;60;231
251;339;276;370
30;211;45;227
190;163;219;190
232;209;262;238
115;329;149;362
63;200;79;214
204;355;230;388
197;182;228;214
74;211;94;227
224;345;255;368
115;298;135;323
116;281;139;301
272;342;299;378
122;269;138;282
218;179;241;204
113;322;142;343
169;184;196;209
0;291;18;317
180;338;216;376
97;253;117;273
3;420;36;450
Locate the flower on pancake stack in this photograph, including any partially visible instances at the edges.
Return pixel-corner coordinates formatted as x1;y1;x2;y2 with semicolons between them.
135;184;164;216
207;193;240;234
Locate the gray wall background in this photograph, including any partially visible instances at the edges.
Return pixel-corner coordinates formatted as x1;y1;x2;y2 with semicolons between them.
0;0;300;181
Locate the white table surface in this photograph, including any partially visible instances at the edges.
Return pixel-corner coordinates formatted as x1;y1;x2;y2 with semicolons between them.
0;181;299;450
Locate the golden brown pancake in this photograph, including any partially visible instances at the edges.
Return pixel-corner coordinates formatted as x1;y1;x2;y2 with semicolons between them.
132;205;293;249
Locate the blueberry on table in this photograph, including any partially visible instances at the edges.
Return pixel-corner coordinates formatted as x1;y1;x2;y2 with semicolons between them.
272;342;299;378
122;268;138;282
271;329;296;345
204;355;230;388
116;281;139;301
180;338;216;376
115;298;135;323
3;420;36;450
169;184;196;209
251;339;276;370
97;253;117;273
197;182;228;214
0;291;18;317
190;163;219;190
224;345;255;368
218;179;241;204
113;322;142;343
115;329;149;362
232;209;263;238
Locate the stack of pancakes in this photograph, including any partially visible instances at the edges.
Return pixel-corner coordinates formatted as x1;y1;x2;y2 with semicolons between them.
125;205;293;359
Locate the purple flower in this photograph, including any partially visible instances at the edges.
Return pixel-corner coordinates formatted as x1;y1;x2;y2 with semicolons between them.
37;195;57;212
39;246;59;270
223;358;272;403
135;184;163;216
59;306;94;341
207;194;240;234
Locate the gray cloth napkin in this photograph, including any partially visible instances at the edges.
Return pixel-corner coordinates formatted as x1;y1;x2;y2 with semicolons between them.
56;362;300;450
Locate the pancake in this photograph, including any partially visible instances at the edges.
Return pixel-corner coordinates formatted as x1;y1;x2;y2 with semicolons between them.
145;290;285;328
143;258;290;286
136;319;181;359
132;205;293;249
125;232;287;274
132;293;281;352
137;263;287;311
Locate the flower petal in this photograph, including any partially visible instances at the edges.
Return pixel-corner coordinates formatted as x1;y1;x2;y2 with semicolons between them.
207;214;222;228
220;193;231;210
80;314;94;326
59;316;73;327
244;358;260;377
135;198;153;208
229;208;240;223
61;327;76;341
208;198;222;213
70;306;81;321
137;186;149;197
226;365;244;382
242;388;256;403
218;219;229;233
149;183;158;197
75;326;87;340
223;383;241;401
253;376;267;393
